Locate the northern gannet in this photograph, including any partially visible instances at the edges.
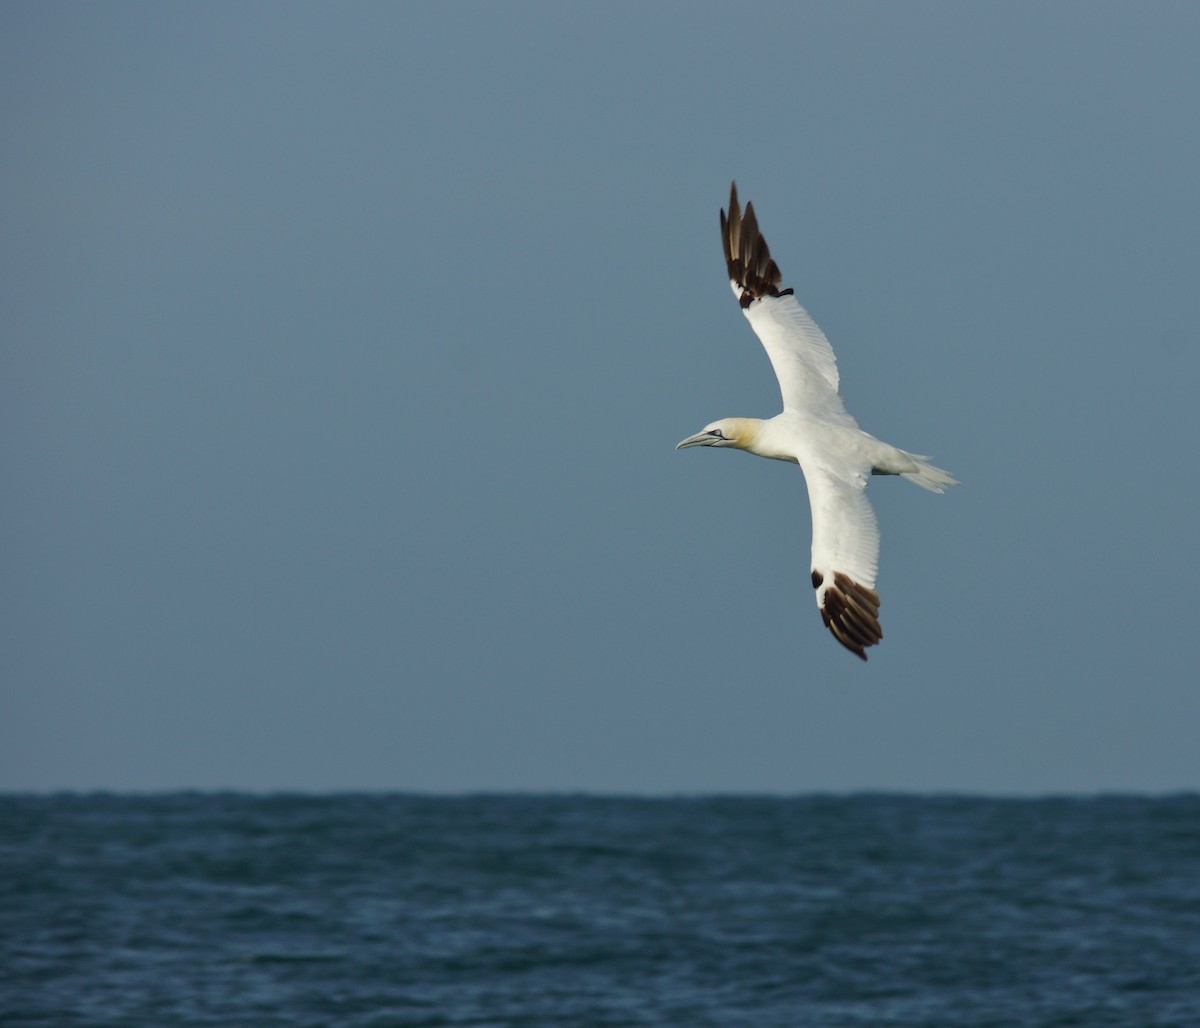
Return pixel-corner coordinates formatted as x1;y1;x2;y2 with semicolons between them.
677;183;957;661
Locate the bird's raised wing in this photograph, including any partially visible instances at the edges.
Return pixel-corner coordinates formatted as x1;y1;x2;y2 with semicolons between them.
721;182;844;415
803;464;883;661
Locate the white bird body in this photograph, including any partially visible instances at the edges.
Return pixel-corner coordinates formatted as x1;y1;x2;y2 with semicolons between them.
677;184;957;660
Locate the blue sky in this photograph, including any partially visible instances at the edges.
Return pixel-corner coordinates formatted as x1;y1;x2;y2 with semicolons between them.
3;2;1198;793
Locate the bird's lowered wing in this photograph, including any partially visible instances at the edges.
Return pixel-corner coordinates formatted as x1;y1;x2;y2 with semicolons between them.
803;464;883;661
720;182;845;416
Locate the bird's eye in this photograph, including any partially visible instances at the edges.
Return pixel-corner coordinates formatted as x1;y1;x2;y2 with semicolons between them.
709;429;725;439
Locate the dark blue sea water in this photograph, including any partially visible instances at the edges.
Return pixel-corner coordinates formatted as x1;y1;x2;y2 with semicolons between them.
2;794;1199;1026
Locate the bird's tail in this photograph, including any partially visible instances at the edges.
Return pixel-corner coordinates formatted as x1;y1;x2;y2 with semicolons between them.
897;452;959;493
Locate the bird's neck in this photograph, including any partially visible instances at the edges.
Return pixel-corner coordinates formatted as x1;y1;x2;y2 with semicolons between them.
732;417;795;462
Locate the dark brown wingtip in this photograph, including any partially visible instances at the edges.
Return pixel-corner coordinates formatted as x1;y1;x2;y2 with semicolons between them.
719;184;789;308
721;182;741;280
818;571;883;661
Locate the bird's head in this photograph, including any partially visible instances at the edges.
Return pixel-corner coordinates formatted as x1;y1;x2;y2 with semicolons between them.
676;418;758;451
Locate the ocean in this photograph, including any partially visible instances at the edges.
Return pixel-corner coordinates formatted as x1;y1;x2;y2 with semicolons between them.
2;793;1198;1026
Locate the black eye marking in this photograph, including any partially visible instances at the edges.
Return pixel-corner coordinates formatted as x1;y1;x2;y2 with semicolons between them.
708;429;725;439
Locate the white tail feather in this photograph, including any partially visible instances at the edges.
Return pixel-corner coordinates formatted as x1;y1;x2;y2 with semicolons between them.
899;453;959;493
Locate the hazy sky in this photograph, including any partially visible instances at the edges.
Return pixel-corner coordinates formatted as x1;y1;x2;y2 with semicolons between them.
4;2;1198;794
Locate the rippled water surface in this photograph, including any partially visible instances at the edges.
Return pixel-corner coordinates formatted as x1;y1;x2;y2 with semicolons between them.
3;793;1199;1025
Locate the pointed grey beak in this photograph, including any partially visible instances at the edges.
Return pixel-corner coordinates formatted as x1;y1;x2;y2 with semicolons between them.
676;432;714;450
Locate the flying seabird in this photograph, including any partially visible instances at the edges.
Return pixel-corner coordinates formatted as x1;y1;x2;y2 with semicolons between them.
677;183;957;660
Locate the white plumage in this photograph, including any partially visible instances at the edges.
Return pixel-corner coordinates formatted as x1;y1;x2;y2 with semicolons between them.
676;183;957;660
